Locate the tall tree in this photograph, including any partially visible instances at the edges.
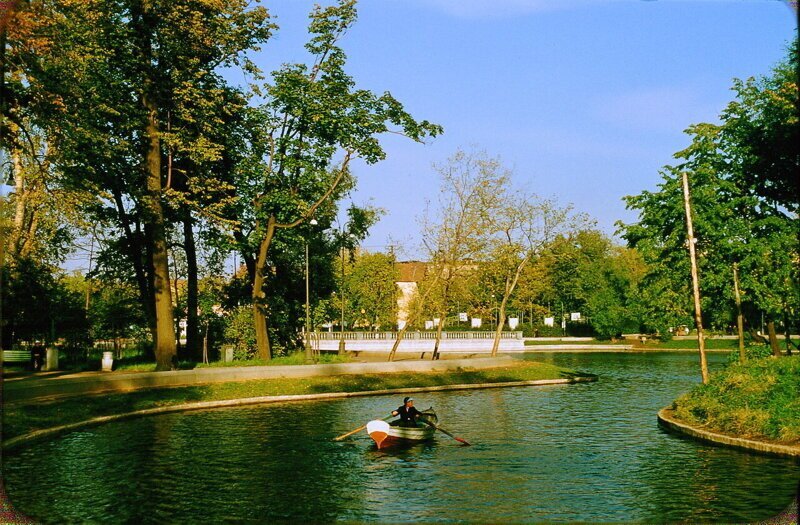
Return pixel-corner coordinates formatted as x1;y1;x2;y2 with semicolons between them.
620;39;799;354
232;1;441;359
25;0;272;369
419;149;501;359
482;189;583;356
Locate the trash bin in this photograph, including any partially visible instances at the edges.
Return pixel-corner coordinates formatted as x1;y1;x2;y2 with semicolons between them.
221;345;234;363
45;346;59;371
101;351;114;371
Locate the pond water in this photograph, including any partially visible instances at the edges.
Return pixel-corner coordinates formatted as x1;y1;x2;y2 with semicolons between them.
3;352;798;523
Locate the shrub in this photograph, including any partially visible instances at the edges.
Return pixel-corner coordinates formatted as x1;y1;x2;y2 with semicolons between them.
223;306;257;360
673;356;800;443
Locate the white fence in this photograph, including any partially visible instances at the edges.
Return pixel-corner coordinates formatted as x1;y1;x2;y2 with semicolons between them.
311;331;524;353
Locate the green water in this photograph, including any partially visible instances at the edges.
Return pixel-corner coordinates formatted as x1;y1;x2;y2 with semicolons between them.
3;352;798;523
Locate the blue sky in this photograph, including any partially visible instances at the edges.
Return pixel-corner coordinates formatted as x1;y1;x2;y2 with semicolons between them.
242;0;796;257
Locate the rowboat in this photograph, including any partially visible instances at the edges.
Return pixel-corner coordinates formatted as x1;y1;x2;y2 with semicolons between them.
366;408;438;449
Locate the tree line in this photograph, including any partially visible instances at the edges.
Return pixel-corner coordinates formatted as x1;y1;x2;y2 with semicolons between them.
1;0;439;368
2;2;795;368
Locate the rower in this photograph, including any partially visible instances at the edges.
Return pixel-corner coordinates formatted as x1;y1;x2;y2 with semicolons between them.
392;397;424;427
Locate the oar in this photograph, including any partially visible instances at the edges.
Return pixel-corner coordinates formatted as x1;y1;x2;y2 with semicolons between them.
421;417;471;446
333;414;393;441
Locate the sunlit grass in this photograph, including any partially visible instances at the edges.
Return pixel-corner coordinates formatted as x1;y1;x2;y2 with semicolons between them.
110;352;352;372
672;355;800;444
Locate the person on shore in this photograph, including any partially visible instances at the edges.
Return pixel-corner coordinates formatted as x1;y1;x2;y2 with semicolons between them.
392;397;424;427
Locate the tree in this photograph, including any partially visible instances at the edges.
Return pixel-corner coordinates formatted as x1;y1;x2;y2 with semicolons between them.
619;40;799;358
344;251;398;331
230;1;441;360
418;149;501;359
23;0;273;370
482;189;584;356
542;231;644;339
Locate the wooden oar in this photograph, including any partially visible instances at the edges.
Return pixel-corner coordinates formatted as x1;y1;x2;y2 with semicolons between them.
421;417;471;446
333;414;393;441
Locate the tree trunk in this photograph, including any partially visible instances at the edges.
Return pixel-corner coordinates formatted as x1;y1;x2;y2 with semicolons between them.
171;248;182;355
252;216;277;360
183;211;199;360
767;320;781;357
432;278;451;360
491;294;510;356
11;148;24;254
143;93;177;371
491;261;527;357
387;326;407;362
130;0;174;369
114;191;157;341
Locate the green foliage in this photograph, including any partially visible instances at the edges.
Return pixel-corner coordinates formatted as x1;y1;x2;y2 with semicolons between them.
223;306;257;360
1;258;87;348
673;356;800;443
726;344;772;364
341;250;398;330
87;280;148;341
619;40;799;336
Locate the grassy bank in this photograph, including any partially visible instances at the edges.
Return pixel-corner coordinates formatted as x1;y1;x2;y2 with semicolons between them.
2;361;585;443
113;352;352;372
671;356;800;444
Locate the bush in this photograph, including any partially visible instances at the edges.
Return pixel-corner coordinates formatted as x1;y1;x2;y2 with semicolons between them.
726;344;773;364
223;306;257;360
673;355;800;443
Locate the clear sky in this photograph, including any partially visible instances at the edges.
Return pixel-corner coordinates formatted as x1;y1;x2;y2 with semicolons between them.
241;0;796;257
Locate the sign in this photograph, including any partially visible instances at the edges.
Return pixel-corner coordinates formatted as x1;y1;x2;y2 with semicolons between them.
544;317;554;327
471;317;482;328
571;312;581;321
459;312;468;322
508;317;519;329
424;320;434;330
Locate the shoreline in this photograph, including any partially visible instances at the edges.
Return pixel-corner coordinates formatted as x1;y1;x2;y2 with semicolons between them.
3;376;596;452
657;407;800;459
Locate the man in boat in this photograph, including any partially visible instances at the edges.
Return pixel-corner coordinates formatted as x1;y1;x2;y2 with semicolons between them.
391;397;425;427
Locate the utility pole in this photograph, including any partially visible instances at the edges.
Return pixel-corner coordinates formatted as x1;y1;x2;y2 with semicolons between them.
733;263;745;363
681;171;709;384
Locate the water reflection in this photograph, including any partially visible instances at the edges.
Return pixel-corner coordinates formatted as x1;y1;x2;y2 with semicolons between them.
3;352;798;523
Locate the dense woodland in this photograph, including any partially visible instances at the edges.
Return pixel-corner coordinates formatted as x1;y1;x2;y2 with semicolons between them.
1;1;797;368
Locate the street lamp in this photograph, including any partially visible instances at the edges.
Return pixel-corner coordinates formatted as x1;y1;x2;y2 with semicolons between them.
338;228;357;355
305;218;318;363
491;293;497;330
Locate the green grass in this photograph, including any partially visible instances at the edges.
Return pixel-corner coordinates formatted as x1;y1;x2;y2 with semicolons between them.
672;355;800;444
647;338;742;350
110;352;352;372
2;361;586;442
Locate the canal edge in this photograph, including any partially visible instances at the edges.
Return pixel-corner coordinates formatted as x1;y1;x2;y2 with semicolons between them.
657;407;800;460
2;376;597;451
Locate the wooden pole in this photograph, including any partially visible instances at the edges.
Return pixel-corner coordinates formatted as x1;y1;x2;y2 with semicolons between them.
733;263;745;363
681;172;709;384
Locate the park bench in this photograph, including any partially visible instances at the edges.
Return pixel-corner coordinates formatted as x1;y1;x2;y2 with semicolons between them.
2;350;31;365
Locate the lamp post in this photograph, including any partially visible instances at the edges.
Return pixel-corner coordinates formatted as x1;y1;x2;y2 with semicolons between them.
339;237;346;354
305;219;318;363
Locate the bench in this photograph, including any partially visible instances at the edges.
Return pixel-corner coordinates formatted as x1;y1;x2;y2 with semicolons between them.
3;350;31;365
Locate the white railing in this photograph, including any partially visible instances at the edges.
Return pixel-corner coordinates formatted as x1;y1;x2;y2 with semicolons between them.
313;331;523;341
